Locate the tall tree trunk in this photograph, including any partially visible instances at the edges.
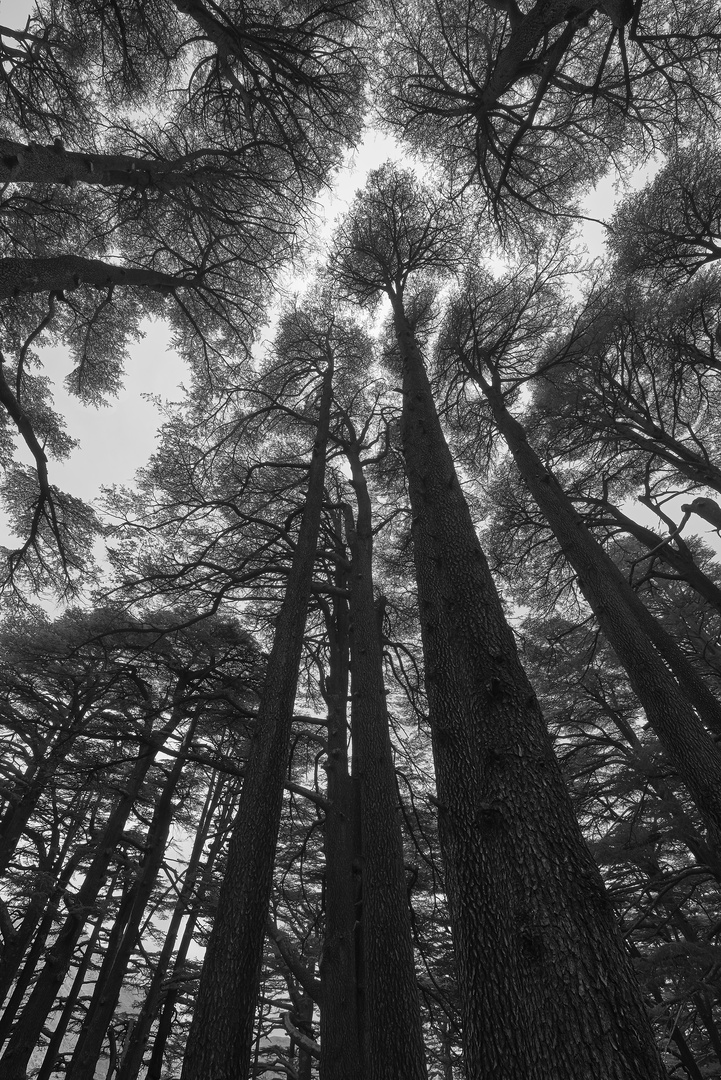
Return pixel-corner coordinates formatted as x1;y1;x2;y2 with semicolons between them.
392;299;666;1080
181;359;334;1080
68;720;197;1080
0;819;87;1018
114;769;230;1080
319;570;364;1080
35;867;123;1080
344;440;427;1080
0;710;181;1080
145;789;237;1080
600;499;721;615
482;382;721;836
0;728;80;877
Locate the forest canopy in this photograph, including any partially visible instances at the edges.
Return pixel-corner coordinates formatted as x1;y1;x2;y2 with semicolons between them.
2;1;721;1079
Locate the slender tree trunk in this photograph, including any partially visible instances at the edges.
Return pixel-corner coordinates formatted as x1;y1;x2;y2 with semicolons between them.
68;721;197;1080
181;360;334;1080
35;867;123;1080
0;730;79;877
114;770;229;1080
319;572;363;1080
392;299;666;1080
0;824;86;1017
344;441;427;1080
601;500;721;615
0;712;180;1080
482;383;721;835
145;793;236;1080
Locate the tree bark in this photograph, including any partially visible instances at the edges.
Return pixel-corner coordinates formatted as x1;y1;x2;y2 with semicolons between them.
318;572;364;1080
482;383;721;836
0;255;196;299
344;440;428;1080
0;137;224;191
180;359;334;1080
392;298;666;1080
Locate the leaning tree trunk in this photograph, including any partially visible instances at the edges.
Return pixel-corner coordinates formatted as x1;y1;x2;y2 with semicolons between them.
113;768;230;1080
180;360;334;1080
391;297;666;1080
34;867;123;1080
0;710;182;1080
145;786;239;1080
482;382;721;837
68;720;198;1080
344;440;428;1080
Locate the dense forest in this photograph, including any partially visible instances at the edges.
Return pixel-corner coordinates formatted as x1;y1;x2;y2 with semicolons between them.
2;0;721;1077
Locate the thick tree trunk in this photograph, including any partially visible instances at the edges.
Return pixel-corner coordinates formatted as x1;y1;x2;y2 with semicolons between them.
483;384;721;835
0;255;195;299
319;577;364;1080
180;361;334;1080
0;137;214;190
392;299;666;1080
345;442;427;1080
0;714;179;1080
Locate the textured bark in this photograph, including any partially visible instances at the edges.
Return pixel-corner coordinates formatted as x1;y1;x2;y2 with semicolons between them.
345;441;428;1080
113;771;228;1080
0;714;179;1080
483;386;721;835
180;362;334;1080
0;255;196;299
68;721;196;1080
392;300;666;1080
319;579;363;1080
0;137;218;191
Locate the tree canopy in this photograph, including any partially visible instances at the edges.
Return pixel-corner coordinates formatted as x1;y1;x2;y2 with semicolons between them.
3;1;721;1079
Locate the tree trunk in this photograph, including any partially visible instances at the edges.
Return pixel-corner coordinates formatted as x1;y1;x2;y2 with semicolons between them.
345;440;427;1080
68;720;197;1080
180;360;334;1080
35;867;122;1080
114;769;230;1080
0;255;195;299
392;299;666;1080
0;712;180;1080
0;137;217;191
145;791;236;1080
482;383;721;836
318;571;364;1080
601;500;721;615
